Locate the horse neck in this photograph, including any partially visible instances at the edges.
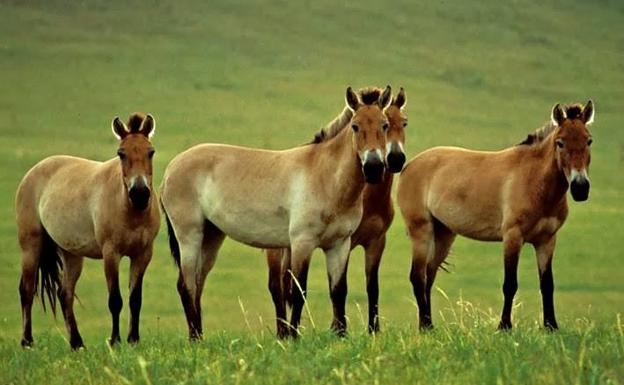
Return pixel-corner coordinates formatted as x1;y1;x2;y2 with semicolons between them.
365;171;393;201
324;127;365;205
531;135;569;206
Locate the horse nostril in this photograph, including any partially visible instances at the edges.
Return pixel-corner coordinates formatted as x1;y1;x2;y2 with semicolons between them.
386;151;406;173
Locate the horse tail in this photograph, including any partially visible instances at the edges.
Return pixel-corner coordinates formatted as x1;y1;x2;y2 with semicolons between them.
161;199;181;267
38;228;62;316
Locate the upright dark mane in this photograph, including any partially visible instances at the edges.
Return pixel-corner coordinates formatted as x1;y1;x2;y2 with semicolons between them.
310;87;384;144
518;103;584;146
127;112;146;133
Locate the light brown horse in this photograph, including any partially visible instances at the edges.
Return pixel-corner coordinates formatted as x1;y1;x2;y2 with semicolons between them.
397;101;594;331
161;86;392;340
16;113;160;349
266;87;408;337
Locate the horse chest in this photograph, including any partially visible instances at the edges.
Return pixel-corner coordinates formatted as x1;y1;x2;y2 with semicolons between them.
526;216;564;242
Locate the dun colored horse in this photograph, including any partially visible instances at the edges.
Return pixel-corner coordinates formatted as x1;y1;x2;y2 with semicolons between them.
266;87;408;336
16;113;160;349
397;101;594;330
161;86;392;340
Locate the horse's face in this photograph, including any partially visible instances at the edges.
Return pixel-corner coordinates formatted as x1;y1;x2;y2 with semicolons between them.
551;101;594;202
112;114;156;211
346;85;392;184
384;87;407;173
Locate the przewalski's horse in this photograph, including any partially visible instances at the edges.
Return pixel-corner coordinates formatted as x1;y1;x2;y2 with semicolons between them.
16;113;160;349
397;101;594;331
161;86;393;340
266;87;408;337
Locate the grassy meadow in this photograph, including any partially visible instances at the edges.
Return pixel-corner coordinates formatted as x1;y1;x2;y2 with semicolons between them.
1;1;623;384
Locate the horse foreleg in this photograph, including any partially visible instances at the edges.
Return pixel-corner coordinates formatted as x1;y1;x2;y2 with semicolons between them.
534;236;558;330
266;248;290;339
103;247;123;345
127;249;152;344
325;238;351;337
364;235;385;334
499;228;523;330
288;240;314;337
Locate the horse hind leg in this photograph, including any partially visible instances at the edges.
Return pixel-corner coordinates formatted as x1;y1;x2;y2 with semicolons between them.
18;226;43;348
18;224;66;348
192;220;225;338
425;220;456;324
406;216;435;330
58;252;84;349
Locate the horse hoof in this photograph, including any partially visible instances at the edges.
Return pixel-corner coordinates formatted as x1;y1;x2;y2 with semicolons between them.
497;321;513;331
21;338;33;349
127;336;140;345
107;337;121;347
544;322;559;332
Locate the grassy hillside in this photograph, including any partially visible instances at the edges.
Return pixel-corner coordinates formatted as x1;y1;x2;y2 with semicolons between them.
1;1;623;384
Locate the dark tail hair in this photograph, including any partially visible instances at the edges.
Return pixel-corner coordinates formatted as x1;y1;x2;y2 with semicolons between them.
161;199;181;268
37;229;63;316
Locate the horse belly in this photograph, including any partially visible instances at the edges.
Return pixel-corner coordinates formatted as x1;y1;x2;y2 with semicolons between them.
204;204;291;248
432;205;503;242
40;211;100;257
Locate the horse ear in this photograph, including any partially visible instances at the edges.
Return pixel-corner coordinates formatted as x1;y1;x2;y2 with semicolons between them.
582;100;594;125
379;85;392;109
139;114;156;138
111;117;128;140
345;86;360;112
551;103;566;126
393;87;406;109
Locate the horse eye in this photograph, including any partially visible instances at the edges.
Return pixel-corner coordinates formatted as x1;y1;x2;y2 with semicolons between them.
403;121;408;128
117;149;126;160
555;139;564;149
382;122;389;130
148;149;155;158
587;138;593;146
351;124;359;132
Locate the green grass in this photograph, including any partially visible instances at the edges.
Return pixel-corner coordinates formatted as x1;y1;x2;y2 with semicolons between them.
1;0;623;384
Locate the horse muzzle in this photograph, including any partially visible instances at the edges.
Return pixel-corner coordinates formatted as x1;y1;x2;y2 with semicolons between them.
128;184;151;211
570;178;590;202
362;150;385;184
386;142;406;173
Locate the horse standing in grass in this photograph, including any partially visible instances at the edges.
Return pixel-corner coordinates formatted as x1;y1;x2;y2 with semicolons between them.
397;101;594;330
265;87;408;336
161;86;392;339
16;113;160;349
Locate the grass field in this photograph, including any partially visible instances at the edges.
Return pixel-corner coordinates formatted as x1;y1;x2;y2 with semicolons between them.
1;1;623;384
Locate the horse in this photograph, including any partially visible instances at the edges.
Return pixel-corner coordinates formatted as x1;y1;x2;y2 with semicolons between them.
160;86;393;340
397;101;594;331
16;113;160;349
265;87;408;337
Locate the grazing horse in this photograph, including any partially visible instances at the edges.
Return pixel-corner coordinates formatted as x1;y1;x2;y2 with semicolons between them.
161;86;392;340
397;101;594;331
265;87;408;336
16;113;160;349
